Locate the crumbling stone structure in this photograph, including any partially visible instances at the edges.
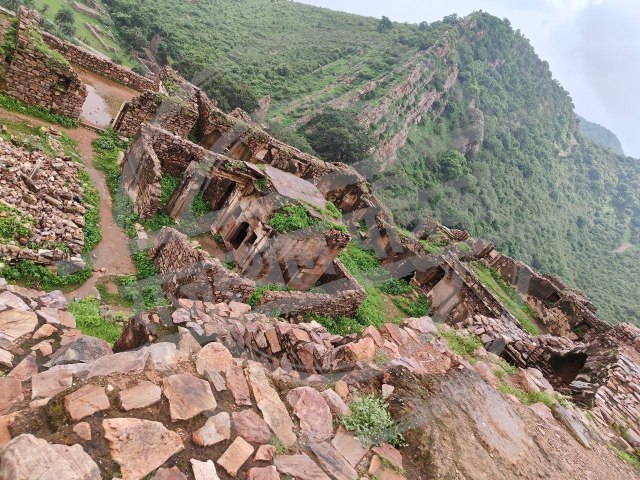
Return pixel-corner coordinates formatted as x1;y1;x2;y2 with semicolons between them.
4;8;86;119
42;32;157;92
483;250;610;339
149;227;256;304
112;66;197;137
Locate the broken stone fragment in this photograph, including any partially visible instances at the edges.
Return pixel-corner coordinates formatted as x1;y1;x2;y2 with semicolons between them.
0;309;38;343
103;418;184;480
248;466;280;480
45;335;112;368
191;459;220;480
217;436;254;477
163;372;217;421
119;380;162;411
196;342;234;374
274;454;331;480
192;412;231;447
8;352;37;381
154;466;188;480
232;409;272;444
31;367;73;400
0;434;100;480
64;384;110;421
287;386;333;442
73;422;92;441
254;444;276;462
0;377;24;415
310;441;358;480
226;363;252;405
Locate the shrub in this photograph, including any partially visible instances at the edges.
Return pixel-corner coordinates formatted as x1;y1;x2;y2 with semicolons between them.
131;250;157;279
0;260;91;291
340;394;403;447
392;294;430;317
303;108;374;164
269;204;345;233
379;279;413;295
248;283;288;307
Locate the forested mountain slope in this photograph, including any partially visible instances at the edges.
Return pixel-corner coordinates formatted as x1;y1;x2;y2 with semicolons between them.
102;0;640;326
578;116;625;156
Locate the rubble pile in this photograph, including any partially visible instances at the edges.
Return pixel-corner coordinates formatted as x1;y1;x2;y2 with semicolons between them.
0;138;87;266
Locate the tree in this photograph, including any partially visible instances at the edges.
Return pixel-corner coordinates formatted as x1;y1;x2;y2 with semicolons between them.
0;0;33;11
378;16;392;32
54;6;75;27
418;21;428;31
303;108;374;163
57;20;75;37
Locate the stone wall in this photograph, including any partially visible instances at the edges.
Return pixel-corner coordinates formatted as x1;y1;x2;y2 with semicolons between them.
121;130;162;218
113;66;198;138
255;260;366;320
42;31;157;92
5;8;86;119
149;227;256;304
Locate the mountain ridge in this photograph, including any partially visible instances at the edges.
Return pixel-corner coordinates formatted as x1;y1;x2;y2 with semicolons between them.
100;0;640;326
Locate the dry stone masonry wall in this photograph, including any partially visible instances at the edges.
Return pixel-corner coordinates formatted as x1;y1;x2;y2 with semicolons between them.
5;8;86;119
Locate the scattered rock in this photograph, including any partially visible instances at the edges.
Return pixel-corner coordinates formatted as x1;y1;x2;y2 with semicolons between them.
73;422;92;441
368;454;405;480
0;377;23;415
0;347;13;368
31;367;73;399
226;364;252;405
248;466;279;480
321;388;349;417
196;342;234;374
287;386;333;442
8;352;38;381
149;342;189;374
191;459;220;480
64;384;110;421
45;335;112;368
372;443;403;470
254;444;276;462
274;454;331;480
0;310;38;342
119;380;162;411
552;405;592;449
0;434;100;480
103;418;184;480
192;412;231;447
154;466;188;480
32;323;57;340
204;368;227;392
331;427;369;468
310;441;358;480
39;291;67;309
163;373;217;421
247;361;297;447
87;348;149;378
232;409;272;444
217;436;254;477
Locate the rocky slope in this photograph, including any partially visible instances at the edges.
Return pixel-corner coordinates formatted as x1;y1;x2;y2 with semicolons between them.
0;281;638;479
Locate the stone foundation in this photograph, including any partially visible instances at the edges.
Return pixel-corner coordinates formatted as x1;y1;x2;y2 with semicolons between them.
149;227;256;304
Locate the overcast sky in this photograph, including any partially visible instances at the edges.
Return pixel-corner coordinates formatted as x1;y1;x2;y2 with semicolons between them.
300;0;640;158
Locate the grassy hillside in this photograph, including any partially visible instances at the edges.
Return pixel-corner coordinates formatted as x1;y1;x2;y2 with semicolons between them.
100;0;640;326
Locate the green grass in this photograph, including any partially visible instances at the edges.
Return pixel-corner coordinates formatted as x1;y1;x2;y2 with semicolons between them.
248;283;288;307
616;448;640;470
269;204;346;233
472;262;541;335
78;169;101;252
438;327;483;361
392;294;430;317
0;201;32;242
340;394;404;447
0;94;78;128
92;129;137;237
68;298;123;344
96;275;135;308
497;381;559;408
0;259;91;292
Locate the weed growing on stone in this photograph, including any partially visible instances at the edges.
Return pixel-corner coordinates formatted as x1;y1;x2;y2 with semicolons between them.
497;381;558;408
438;327;483;361
341;394;404;447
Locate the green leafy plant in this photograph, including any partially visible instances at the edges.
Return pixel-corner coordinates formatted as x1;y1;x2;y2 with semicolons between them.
438;327;483;361
248;283;288;307
392;294;430;317
269;204;346;233
0;260;91;291
340;394;404;447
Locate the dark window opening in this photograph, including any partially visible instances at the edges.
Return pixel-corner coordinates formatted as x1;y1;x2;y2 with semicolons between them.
229;222;250;250
549;352;588;385
546;292;561;305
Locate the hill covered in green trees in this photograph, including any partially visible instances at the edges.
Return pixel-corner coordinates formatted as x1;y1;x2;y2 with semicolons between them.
577;116;625;156
100;0;640;326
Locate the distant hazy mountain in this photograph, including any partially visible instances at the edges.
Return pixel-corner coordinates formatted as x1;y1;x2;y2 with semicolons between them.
578;116;625;156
